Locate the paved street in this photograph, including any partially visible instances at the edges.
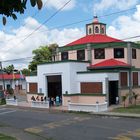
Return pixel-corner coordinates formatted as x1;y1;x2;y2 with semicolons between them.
0;106;140;140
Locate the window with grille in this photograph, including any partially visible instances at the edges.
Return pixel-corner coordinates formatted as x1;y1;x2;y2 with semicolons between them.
61;52;68;60
133;72;138;86
132;49;136;59
94;48;105;59
114;48;124;58
77;50;85;60
120;72;128;87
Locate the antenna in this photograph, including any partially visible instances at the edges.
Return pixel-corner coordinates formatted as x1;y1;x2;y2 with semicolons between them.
93;8;97;18
93;8;98;23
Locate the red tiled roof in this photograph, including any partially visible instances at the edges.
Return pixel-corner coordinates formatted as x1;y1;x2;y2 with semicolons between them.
0;74;25;80
66;34;123;46
89;59;130;68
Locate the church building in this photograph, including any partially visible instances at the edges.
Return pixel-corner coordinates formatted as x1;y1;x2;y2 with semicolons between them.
26;16;140;108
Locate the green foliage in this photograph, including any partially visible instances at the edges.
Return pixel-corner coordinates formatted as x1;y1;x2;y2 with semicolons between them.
0;0;43;25
0;98;6;105
7;88;14;95
21;68;31;76
3;65;14;74
113;105;140;114
29;44;58;71
121;95;128;108
132;92;139;106
48;43;58;55
0;133;17;140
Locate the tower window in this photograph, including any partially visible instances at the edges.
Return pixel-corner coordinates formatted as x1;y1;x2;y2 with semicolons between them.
89;28;92;34
95;26;99;33
61;52;68;60
101;27;104;34
77;50;85;60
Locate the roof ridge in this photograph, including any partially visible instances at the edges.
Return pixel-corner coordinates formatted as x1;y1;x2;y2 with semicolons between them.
89;58;130;68
65;34;124;47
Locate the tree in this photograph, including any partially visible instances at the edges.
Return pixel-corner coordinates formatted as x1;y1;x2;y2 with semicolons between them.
48;43;59;61
121;95;127;108
3;64;14;74
48;43;58;55
132;92;139;106
29;44;59;71
3;64;15;93
29;45;52;71
21;68;31;76
0;0;43;25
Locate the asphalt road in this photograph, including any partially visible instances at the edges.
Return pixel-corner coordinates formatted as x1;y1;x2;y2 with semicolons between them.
0;106;140;140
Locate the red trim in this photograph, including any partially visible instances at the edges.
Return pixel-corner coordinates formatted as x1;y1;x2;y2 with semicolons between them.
0;74;25;80
89;59;130;68
66;34;123;47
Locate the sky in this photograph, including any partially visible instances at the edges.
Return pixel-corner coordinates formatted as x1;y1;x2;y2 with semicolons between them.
0;0;140;69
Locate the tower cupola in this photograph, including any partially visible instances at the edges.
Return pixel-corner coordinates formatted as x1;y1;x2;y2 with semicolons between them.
86;16;106;35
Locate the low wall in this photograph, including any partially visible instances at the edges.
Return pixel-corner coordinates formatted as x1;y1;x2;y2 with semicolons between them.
63;94;106;106
31;101;49;108
6;99;18;106
68;102;107;112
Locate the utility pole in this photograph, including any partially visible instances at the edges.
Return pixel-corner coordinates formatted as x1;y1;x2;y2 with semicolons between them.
127;42;132;104
0;61;5;92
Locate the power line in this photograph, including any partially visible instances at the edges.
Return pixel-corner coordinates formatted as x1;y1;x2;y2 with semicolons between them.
2;56;32;63
16;0;72;46
0;6;136;43
98;7;136;18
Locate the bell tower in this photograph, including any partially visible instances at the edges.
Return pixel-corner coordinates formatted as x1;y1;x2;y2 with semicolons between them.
86;16;106;35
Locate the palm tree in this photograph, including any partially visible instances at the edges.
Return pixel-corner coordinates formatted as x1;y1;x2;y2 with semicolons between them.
133;92;139;106
121;95;127;108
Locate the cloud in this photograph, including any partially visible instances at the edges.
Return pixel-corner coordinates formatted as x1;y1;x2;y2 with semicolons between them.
107;5;140;42
42;0;76;10
94;0;138;13
47;28;84;46
0;17;84;69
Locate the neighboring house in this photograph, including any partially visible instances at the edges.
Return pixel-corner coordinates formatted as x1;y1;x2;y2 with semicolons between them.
0;73;26;92
26;17;140;106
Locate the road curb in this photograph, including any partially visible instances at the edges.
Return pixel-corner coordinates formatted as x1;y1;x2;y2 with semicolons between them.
90;112;140;119
4;105;140;118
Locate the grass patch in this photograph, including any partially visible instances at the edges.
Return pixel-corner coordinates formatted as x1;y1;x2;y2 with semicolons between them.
113;105;140;114
0;133;17;140
0;98;6;105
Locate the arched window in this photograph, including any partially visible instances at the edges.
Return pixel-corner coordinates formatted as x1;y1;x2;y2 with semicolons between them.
89;28;92;34
95;26;99;33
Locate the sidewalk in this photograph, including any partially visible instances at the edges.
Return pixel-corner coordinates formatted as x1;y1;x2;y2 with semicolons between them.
6;103;140;119
90;111;140;118
5;93;140;119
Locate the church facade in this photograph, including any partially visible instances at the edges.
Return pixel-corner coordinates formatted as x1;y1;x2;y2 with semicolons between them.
26;17;140;107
